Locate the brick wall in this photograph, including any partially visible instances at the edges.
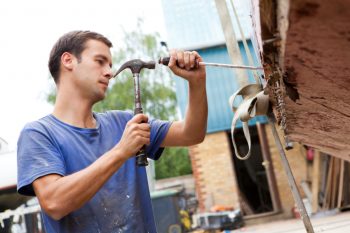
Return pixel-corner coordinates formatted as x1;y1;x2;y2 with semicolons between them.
190;124;307;220
265;124;307;218
189;132;240;212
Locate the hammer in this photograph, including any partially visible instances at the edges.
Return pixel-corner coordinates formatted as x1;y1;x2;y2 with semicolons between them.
114;59;156;166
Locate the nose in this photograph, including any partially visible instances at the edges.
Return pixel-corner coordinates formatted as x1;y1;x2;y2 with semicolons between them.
104;66;113;79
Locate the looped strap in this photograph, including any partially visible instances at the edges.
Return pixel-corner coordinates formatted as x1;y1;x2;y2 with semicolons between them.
229;84;269;160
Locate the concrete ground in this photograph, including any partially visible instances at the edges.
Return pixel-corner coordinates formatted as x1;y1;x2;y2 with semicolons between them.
230;211;350;233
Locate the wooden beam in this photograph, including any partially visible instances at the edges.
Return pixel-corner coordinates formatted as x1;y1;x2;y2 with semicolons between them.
281;0;350;158
311;151;321;213
323;157;333;209
214;0;249;87
337;160;345;208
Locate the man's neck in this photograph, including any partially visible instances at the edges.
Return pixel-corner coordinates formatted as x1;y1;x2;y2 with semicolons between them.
53;91;97;129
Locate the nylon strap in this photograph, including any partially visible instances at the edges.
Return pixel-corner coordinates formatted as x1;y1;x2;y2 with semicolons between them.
226;1;269;160
229;84;269;160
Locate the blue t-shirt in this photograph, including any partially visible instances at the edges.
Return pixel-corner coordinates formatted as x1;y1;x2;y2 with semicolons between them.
17;110;171;233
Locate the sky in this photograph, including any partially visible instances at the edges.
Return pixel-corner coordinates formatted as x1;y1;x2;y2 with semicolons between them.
0;0;167;150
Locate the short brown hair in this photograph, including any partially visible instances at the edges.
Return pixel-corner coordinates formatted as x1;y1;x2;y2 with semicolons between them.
48;30;113;83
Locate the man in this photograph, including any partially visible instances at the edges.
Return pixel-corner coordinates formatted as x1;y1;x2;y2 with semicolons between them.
17;30;207;233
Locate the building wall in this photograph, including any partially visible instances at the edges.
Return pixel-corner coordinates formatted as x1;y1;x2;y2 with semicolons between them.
190;124;307;220
189;132;240;212
161;0;252;49
265;124;307;218
173;44;266;134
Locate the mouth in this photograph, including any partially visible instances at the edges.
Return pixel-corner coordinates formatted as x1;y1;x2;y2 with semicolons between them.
98;80;109;88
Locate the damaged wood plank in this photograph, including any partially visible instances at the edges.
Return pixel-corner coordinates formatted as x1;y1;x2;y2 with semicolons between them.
261;0;350;158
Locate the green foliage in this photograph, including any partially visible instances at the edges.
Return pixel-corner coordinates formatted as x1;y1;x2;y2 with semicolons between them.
155;147;192;180
46;20;192;178
93;75;177;120
47;90;56;104
93;19;176;120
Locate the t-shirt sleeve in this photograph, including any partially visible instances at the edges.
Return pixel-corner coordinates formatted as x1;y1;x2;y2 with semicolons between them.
147;119;172;160
17;124;66;196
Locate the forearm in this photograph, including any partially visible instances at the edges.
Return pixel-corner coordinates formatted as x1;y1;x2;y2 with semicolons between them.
34;149;126;220
183;80;208;143
161;49;208;147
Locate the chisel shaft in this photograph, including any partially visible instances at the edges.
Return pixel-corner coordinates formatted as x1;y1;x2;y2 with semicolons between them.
198;61;263;70
158;57;263;70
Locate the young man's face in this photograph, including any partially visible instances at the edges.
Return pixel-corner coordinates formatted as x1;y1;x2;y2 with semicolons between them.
72;39;113;102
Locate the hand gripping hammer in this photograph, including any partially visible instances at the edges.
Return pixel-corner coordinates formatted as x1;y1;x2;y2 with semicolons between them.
113;59;156;166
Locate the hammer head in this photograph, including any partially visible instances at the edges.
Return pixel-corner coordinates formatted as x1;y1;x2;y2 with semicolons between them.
113;59;156;77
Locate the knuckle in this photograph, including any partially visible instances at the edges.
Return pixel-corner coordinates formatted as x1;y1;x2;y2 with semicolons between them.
130;131;137;138
135;135;142;142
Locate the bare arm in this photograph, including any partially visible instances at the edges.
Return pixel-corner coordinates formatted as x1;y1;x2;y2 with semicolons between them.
161;50;208;147
33;114;150;220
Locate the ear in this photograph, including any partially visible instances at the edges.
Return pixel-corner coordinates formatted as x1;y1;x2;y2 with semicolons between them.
61;52;76;71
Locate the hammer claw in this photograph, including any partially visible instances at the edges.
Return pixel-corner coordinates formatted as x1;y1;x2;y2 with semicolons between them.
113;59;155;77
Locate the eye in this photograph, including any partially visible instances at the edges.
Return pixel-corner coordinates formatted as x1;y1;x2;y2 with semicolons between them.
96;59;104;65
